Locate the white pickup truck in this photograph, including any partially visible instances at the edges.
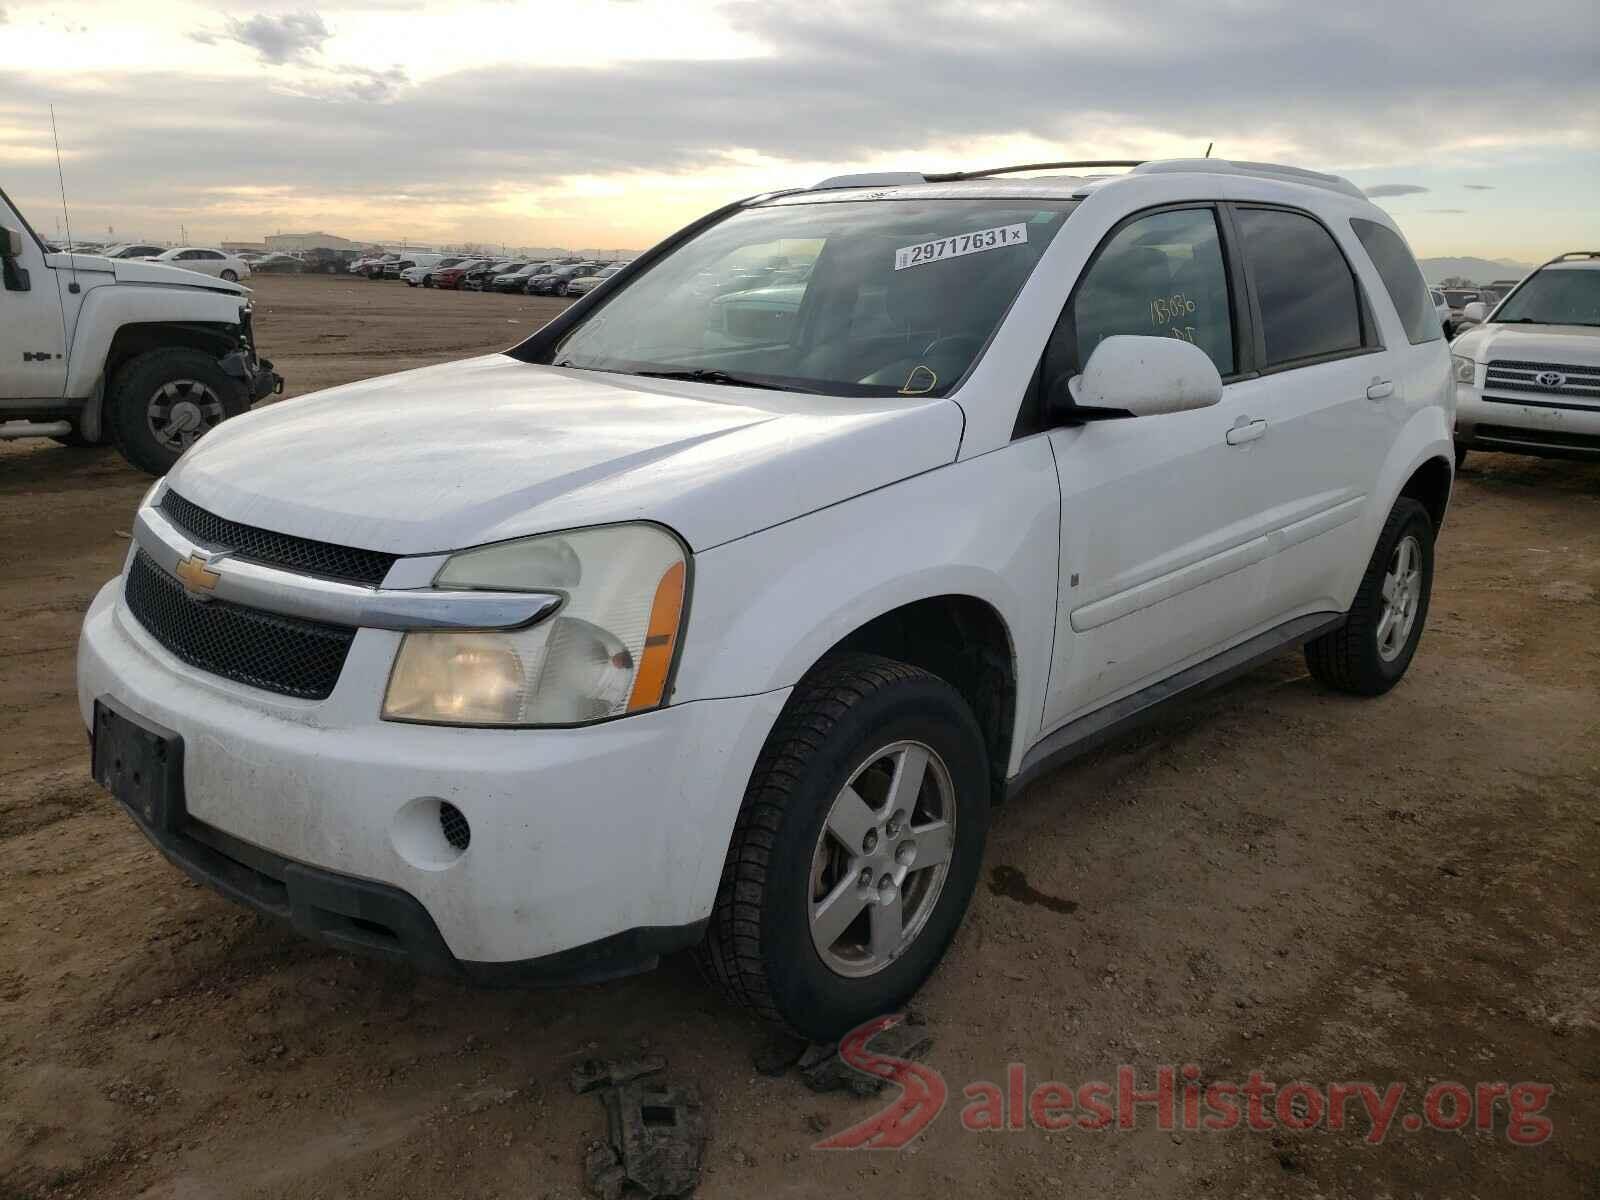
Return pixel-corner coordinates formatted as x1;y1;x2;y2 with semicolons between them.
1;184;281;474
79;158;1453;1039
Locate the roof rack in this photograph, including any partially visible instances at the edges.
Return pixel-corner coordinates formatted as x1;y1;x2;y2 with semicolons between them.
809;157;1365;199
923;160;1144;182
810;162;1142;191
1550;251;1600;262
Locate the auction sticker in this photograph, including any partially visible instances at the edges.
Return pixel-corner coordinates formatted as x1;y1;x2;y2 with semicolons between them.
893;223;1028;271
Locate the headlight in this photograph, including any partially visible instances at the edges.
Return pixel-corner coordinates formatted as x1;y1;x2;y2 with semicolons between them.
1452;355;1476;384
382;524;688;727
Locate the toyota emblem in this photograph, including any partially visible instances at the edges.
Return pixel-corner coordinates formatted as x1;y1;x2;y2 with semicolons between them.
1535;371;1565;388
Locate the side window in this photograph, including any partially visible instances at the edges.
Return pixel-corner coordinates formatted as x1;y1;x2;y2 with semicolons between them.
1235;208;1365;365
175;250;197;260
1351;218;1440;345
1067;208;1235;377
200;251;224;260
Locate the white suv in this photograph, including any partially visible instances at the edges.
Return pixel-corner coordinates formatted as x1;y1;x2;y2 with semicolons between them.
1450;252;1600;465
78;159;1454;1039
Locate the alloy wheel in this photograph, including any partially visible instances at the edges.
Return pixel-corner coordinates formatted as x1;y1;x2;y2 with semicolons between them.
146;380;226;452
808;740;956;978
1376;534;1423;661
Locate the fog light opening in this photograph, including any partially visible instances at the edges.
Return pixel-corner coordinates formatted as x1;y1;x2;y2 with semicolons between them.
438;801;471;852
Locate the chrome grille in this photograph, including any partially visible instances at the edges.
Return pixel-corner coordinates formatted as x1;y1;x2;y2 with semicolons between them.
1483;360;1600;402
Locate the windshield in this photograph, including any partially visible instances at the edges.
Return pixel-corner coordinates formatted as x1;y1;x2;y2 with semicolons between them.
1493;268;1600;327
550;197;1075;396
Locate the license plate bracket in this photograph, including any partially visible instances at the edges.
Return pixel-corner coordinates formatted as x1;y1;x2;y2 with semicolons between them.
92;698;185;833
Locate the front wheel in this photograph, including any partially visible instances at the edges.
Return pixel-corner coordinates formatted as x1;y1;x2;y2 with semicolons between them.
107;348;249;476
698;653;989;1040
1305;497;1434;695
220;269;238;282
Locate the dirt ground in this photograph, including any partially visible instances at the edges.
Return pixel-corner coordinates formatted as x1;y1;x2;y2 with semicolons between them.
2;275;1596;1199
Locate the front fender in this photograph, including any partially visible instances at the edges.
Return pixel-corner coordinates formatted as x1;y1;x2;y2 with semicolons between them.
673;438;1062;777
65;284;247;398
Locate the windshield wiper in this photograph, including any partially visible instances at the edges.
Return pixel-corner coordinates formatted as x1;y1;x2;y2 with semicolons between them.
632;368;799;392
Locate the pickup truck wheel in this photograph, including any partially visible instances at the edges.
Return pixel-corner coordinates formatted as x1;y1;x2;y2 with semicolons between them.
1305;497;1433;696
107;348;248;476
698;653;989;1040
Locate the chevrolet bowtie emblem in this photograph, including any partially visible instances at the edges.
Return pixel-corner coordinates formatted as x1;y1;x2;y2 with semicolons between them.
174;552;221;595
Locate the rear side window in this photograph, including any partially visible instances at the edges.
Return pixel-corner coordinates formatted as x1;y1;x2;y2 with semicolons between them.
1352;218;1441;344
1235;208;1364;366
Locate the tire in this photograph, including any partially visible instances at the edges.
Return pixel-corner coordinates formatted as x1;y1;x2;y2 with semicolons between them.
697;653;990;1040
323;264;337;274
106;348;249;477
220;269;238;282
555;281;569;296
1454;444;1468;470
423;276;435;288
1305;497;1434;696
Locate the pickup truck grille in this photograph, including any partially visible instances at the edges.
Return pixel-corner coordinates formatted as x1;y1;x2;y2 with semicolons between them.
1483;360;1600;402
124;550;355;700
159;490;397;585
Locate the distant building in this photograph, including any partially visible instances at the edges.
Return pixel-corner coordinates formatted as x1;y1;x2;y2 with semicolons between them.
222;241;266;253
265;232;359;252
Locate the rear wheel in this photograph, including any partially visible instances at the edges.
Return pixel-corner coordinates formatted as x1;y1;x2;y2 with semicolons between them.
1305;498;1434;696
220;269;238;282
698;653;989;1040
107;348;248;476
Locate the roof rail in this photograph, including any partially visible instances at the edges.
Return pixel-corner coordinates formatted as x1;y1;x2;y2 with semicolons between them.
923;160;1144;182
1550;251;1600;262
1131;159;1366;199
810;171;929;191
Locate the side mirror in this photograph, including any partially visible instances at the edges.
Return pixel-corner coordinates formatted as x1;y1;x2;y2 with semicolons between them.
1064;335;1223;420
1461;302;1488;325
1;225;23;259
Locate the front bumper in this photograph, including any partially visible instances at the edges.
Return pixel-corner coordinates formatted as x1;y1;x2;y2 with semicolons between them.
78;579;790;973
1457;385;1600;459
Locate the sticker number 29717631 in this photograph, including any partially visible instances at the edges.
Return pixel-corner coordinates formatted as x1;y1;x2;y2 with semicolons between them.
893;223;1028;271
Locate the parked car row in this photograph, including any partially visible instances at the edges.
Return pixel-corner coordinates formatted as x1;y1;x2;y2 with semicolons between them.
362;255;635;297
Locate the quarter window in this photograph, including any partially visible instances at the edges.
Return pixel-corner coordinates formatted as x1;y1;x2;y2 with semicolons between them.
1235;208;1364;365
1065;208;1236;377
1352;219;1439;345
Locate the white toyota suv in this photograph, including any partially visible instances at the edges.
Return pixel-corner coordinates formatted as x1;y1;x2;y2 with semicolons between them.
1450;252;1600;465
78;159;1454;1039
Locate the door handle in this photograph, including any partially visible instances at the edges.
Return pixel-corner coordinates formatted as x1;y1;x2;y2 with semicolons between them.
1225;418;1267;446
1366;379;1395;401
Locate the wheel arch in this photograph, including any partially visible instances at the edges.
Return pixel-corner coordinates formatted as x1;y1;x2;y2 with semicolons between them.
809;594;1018;803
1397;454;1453;533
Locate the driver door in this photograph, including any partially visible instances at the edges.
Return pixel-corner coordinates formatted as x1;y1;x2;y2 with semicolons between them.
0;197;67;401
1039;205;1275;732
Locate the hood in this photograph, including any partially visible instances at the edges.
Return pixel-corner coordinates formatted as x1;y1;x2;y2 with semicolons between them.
1454;322;1600;366
44;251;247;294
166;355;964;554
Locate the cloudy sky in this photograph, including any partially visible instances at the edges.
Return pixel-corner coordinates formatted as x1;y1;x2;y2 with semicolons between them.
1;0;1596;259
